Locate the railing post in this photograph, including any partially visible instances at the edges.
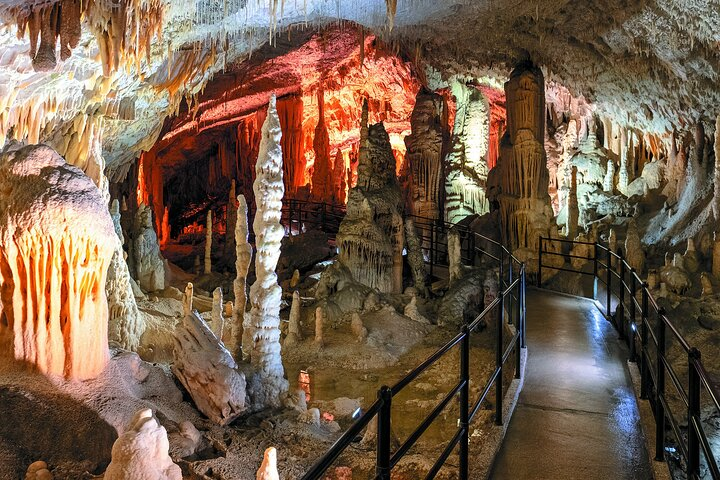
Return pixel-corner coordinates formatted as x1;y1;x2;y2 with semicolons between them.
688;348;701;479
629;268;637;362
593;243;599;300
618;256;626;340
655;308;666;462
521;266;526;349
459;325;470;480
640;284;649;400
429;223;434;280
606;247;612;319
515;277;522;379
495;280;504;426
537;237;543;288
508;259;514;326
376;385;392;480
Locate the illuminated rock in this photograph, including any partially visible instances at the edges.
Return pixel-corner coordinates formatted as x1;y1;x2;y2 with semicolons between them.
104;409;181;480
701;272;713;296
314;306;325;347
235;194;253;360
211;287;225;340
284;291;302;347
336;101;405;293
133;204;165;293
0;145;114;380
245;94;289;408
404;219;427;296
107;199;144;351
350;312;368;342
172;312;246;426
25;460;52;480
445;82;491;223
256;447;280;480
183;282;194;317
624;221;645;274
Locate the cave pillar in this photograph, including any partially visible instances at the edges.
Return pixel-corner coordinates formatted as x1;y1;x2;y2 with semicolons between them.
618;128;629;195
311;90;332;202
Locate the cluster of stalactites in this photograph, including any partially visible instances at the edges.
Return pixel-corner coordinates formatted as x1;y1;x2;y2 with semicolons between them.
13;0;163;75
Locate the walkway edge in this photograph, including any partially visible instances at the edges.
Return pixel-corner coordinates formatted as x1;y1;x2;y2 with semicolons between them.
471;347;528;479
627;360;672;480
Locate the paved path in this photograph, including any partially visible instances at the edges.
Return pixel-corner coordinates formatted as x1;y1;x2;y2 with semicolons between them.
490;289;652;479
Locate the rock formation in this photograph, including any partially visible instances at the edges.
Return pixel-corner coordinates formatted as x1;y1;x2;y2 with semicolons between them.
104;409;182;480
336;100;405;293
714;115;720;222
226;180;237;255
235;194;253;360
172;312;246;426
701;272;713;296
445;82;491;223
133;204;165;293
25;461;52;480
489;63;553;271
284;291;302;346
311;90;332;202
350;312;368;342
204;210;212;274
448;228;463;286
624;221;645;274
405;219;427;296
314;306;325;347
256;447;280;480
567;166;579;239
107;199;145;351
211;287;225;340
0;145;115;380
183;282;194;317
684;238;700;273
245;94;289;408
405;88;447;222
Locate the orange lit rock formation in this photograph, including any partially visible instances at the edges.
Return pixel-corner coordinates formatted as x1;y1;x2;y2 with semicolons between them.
0;144;115;380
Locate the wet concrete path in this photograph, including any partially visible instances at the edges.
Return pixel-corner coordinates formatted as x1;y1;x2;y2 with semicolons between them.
490;289;652;479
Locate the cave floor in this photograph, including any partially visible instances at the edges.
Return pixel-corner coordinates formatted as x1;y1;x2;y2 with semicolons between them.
490;289;652;480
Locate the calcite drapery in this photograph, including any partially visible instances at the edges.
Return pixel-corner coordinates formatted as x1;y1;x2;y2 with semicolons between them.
490;63;553;261
0;145;115;379
405;88;448;223
245;94;289;408
336;101;405;293
444;82;491;223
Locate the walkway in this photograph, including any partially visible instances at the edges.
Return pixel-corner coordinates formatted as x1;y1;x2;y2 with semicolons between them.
490;289;652;479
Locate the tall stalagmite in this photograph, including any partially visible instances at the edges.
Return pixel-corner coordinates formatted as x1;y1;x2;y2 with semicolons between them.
0;145;115;379
234;194;252;360
246;94;289;408
336;101;405;293
311;90;332;202
405;88;447;223
490;63;553;268
445;82;491;223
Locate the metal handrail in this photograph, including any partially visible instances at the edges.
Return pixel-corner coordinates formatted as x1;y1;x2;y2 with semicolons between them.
537;235;720;479
287;199;527;480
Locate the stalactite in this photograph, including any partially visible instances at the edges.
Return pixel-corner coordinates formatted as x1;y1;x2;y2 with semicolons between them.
0;145;115;380
235;194;252;361
246;94;288;408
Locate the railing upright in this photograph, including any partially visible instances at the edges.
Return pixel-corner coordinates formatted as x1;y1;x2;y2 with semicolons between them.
376;386;392;480
655;309;667;462
688;348;701;479
630;269;637;362
496;253;505;426
537;237;543;288
618;255;626;340
640;284;649;400
459;325;470;480
515;278;522;379
521;267;527;348
606;247;612;318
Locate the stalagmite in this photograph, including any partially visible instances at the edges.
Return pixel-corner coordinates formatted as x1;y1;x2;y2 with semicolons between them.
351;312;368;342
405;219;427;295
567;166;579;239
618;128;629;194
183;283;194;317
714;115;720;221
405;88;447;223
104;409;181;480
0;145;115;380
172;312;246;426
608;229;618;267
107;199;144;351
235;194;253;360
257;447;280;480
211;288;225;340
488;63;553;270
311;90;332;202
624;221;645;274
204;210;212;274
160;207;169;247
245;94;289;408
448;228;463;286
404;295;430;324
314;306;325;347
336;103;404;293
701;272;713;296
445;82;491;223
604;159;616;193
284;291;303;346
684;239;700;273
133;204;165;292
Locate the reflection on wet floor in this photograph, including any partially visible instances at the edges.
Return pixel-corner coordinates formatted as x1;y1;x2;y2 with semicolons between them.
490;289;652;480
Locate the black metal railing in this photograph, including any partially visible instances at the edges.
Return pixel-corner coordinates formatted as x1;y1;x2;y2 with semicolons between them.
284;200;526;479
538;236;720;480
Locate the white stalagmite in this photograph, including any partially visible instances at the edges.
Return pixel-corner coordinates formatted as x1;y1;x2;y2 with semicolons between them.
104;409;181;480
314;306;325;346
107;198;145;351
235;194;253;360
604;159;615;193
204;210;212;274
0;145;115;380
246;94;289;408
211;287;225;339
183;282;194;317
284;291;302;346
256;447;280;480
618;128;629;194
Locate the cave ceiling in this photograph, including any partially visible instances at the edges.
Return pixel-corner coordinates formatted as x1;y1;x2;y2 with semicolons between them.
0;0;718;179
